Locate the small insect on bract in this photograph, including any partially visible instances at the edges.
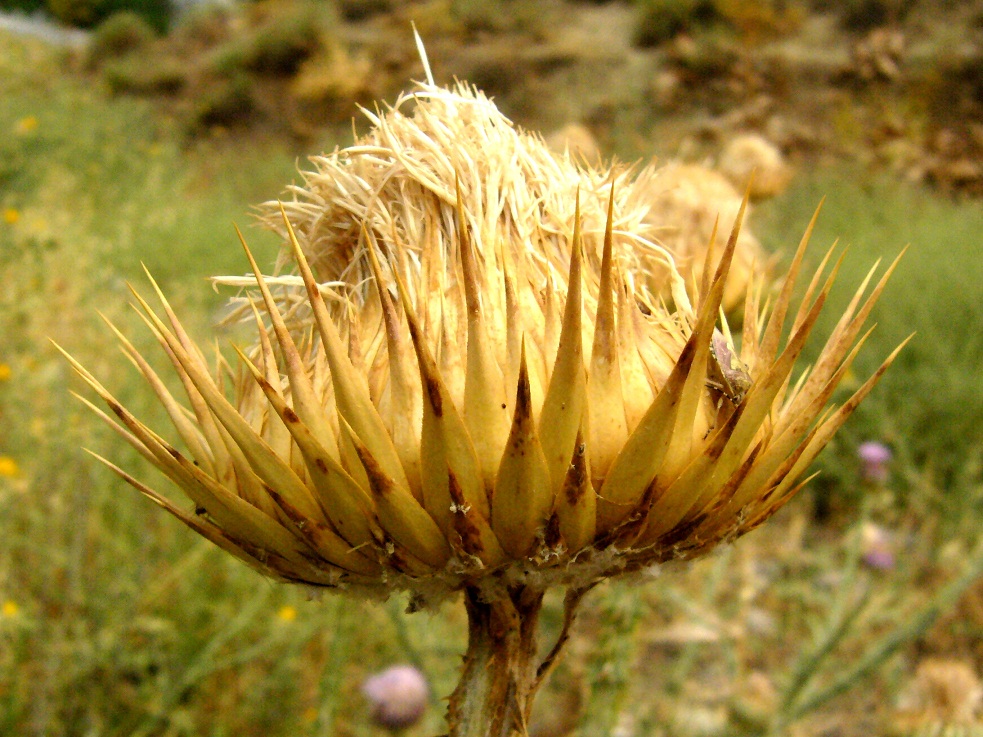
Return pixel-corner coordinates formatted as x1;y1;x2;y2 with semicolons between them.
707;327;752;406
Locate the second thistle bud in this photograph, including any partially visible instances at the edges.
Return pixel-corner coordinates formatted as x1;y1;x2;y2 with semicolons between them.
362;665;429;732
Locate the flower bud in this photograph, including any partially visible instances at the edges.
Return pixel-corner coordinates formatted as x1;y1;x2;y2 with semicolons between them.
362;665;429;731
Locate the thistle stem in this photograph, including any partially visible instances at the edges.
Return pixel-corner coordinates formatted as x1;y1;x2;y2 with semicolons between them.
446;585;549;737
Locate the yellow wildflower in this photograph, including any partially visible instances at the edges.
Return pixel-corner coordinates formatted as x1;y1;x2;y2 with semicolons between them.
0;457;19;478
1;601;18;618
3;209;19;225
14;116;38;135
277;605;297;622
0;363;10;382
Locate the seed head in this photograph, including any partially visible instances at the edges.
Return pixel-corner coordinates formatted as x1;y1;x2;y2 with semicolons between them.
60;79;907;605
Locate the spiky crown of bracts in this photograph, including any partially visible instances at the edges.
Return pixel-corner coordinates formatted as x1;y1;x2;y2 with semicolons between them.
62;80;905;607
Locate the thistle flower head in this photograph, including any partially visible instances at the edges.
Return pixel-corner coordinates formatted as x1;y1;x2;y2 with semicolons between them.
62;78;906;606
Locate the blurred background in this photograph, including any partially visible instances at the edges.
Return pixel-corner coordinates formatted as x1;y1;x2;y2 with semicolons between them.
1;0;982;735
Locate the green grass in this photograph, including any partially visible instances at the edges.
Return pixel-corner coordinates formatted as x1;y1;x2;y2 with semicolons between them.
2;26;983;737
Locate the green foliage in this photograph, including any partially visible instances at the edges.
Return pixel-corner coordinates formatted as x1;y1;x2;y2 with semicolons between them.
239;9;321;75
45;0;172;32
207;2;325;78
86;10;157;67
192;72;255;127
577;583;648;734
178;1;346;133
0;0;44;12
102;54;186;95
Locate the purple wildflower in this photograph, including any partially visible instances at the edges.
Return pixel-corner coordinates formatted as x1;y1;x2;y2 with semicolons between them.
858;441;893;484
362;665;429;732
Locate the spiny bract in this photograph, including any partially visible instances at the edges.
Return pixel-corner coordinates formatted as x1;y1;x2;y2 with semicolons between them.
62;79;906;605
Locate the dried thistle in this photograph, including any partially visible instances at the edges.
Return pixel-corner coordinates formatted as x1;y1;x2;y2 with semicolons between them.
59;50;907;737
639;161;771;315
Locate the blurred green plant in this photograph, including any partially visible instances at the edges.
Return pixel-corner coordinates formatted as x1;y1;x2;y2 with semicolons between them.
175;1;345;133
206;1;328;77
756;170;983;527
102;54;186;95
192;71;255;127
85;10;157;68
0;0;45;13
4;0;175;32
